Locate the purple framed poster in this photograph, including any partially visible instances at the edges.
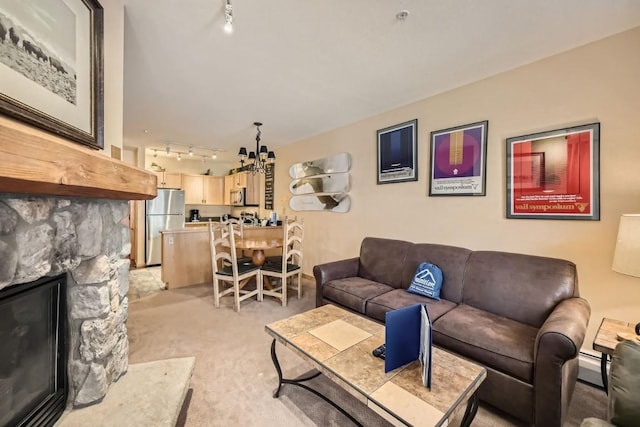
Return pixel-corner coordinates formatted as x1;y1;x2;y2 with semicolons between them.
429;121;488;196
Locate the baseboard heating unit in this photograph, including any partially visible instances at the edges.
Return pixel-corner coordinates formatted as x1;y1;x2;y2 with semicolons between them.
578;350;605;388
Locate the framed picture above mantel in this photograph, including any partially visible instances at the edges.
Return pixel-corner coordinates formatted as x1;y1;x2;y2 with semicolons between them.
0;0;104;149
506;122;600;220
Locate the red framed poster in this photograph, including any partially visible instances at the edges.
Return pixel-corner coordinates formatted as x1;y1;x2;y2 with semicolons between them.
506;123;600;220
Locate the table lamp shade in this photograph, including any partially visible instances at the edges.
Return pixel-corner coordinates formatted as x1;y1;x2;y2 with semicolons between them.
612;214;640;277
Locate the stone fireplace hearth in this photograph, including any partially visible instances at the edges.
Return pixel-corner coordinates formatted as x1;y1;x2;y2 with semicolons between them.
0;195;131;411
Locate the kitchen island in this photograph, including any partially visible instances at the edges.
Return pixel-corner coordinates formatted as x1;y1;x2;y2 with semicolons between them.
160;225;283;289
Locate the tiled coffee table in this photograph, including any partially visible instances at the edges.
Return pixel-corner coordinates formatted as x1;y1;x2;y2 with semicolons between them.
265;304;486;427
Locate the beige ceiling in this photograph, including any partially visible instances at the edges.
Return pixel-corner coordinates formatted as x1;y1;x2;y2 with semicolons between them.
122;0;640;162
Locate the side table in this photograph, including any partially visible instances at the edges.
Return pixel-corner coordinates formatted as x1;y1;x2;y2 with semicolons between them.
592;318;638;394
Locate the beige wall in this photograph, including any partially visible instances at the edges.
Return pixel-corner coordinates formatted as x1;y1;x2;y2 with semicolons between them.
101;0;125;157
275;27;640;350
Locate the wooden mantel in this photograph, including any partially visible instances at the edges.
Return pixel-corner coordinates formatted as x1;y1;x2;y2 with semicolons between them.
0;116;156;200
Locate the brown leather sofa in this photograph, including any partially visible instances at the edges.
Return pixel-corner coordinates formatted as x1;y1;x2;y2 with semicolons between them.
313;237;591;426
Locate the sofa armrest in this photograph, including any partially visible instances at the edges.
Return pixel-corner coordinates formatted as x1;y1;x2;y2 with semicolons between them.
534;297;591;426
313;257;360;307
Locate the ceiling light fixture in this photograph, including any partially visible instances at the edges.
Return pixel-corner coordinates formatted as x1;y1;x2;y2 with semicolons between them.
165;144;171;156
153;149;158;158
177;153;182;161
238;122;275;174
211;152;217;159
224;0;233;34
188;145;194;156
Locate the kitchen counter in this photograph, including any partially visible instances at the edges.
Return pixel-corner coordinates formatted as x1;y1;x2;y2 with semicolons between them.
160;226;283;289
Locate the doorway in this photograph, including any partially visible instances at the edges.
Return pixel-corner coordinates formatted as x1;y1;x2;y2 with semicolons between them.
123;146;139;268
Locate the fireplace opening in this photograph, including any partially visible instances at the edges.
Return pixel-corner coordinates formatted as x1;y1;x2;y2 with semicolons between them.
0;274;67;427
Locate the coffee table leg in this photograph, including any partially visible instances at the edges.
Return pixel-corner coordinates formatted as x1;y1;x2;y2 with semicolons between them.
270;339;363;426
460;392;479;427
600;353;609;394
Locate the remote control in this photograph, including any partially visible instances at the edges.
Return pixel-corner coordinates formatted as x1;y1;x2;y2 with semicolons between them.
372;344;386;360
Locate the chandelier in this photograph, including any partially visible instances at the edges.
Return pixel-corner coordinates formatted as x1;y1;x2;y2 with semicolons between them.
238;122;275;174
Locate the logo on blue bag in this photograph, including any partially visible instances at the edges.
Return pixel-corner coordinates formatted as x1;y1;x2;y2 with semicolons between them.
408;262;443;300
413;269;437;288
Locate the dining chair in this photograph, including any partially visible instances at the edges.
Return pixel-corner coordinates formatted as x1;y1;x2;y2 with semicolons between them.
261;218;303;306
220;218;252;265
264;217;297;267
209;221;262;312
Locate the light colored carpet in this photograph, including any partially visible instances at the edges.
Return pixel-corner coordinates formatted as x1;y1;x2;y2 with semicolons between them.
127;280;607;426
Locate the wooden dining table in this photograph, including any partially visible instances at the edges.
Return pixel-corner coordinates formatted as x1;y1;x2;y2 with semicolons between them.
233;238;283;266
232;237;283;290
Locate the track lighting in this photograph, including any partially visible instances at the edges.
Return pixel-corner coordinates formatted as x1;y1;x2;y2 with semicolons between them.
224;0;233;34
152;142;221;160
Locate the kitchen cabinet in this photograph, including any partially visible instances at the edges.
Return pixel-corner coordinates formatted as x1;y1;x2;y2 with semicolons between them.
204;176;224;205
224;174;234;205
234;171;248;188
223;171;259;205
244;172;260;206
153;171;182;189
183;174;224;205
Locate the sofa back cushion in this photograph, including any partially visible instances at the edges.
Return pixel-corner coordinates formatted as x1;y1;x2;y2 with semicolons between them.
401;243;471;303
359;237;412;288
462;251;578;327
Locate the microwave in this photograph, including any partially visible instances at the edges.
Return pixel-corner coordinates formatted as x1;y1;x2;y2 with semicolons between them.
230;188;246;206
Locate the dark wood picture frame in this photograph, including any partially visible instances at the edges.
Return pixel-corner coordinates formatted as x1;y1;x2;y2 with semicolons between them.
377;119;418;184
506;122;600;220
429;120;488;196
0;0;104;149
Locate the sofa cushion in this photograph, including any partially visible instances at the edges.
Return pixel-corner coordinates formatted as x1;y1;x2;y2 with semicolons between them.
406;262;443;300
359;237;412;289
400;243;471;303
433;304;538;383
463;251;577;327
323;277;393;314
365;289;457;323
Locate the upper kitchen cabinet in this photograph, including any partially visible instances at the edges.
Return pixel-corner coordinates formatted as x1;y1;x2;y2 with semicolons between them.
183;174;225;205
204;176;224;205
245;172;260;206
234;171;248;188
222;171;259;205
223;174;234;205
153;171;182;189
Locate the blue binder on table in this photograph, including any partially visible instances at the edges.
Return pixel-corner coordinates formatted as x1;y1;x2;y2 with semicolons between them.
384;303;432;388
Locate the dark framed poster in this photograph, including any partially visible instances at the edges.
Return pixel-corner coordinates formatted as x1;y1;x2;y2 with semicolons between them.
377;119;417;184
0;0;104;149
264;162;274;210
506;122;600;220
429;120;488;196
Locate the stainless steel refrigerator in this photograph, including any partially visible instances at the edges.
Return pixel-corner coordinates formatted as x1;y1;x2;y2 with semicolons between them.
145;189;185;266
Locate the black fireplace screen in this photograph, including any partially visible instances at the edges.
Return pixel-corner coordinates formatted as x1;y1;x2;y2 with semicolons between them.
0;274;67;427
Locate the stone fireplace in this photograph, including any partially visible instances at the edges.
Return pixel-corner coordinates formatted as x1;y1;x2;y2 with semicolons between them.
0;195;131;423
0;116;157;425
